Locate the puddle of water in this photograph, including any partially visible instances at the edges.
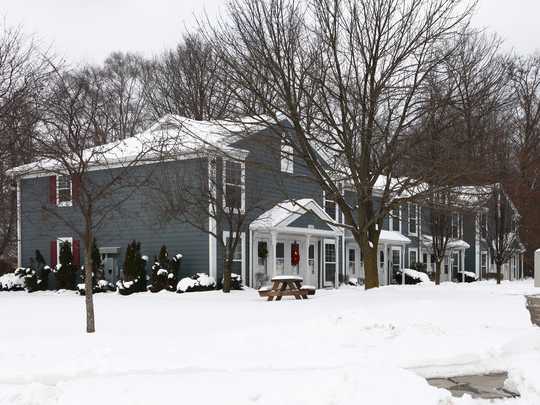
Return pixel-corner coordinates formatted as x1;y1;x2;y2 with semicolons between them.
427;372;520;399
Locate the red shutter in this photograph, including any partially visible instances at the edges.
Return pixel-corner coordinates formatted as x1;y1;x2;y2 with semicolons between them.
50;240;57;267
72;175;81;203
72;239;80;267
49;176;57;205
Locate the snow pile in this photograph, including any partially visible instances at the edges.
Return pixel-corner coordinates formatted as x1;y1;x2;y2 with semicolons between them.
403;269;431;283
1;280;540;404
458;271;478;280
177;273;216;293
0;271;25;291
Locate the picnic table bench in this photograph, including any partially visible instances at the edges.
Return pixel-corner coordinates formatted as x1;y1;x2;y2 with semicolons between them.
258;275;316;301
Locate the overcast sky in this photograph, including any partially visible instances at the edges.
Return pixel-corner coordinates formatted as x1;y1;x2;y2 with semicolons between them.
2;0;539;64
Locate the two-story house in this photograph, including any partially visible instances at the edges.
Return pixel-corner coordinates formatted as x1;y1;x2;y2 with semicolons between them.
9;115;525;289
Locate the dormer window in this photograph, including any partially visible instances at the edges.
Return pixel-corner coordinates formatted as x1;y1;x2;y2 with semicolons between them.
323;191;338;221
280;138;294;174
57;175;72;207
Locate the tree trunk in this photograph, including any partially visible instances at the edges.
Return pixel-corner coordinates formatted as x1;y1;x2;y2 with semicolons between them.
435;261;442;285
496;262;502;285
363;246;379;290
84;237;95;333
223;259;232;293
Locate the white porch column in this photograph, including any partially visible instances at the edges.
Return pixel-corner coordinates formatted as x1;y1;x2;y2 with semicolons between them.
271;231;277;277
305;235;311;282
382;243;387;286
461;250;465;283
335;236;339;288
401;246;405;285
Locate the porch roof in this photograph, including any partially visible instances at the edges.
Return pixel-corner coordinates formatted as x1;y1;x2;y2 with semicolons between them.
250;199;342;234
421;235;470;250
344;230;411;245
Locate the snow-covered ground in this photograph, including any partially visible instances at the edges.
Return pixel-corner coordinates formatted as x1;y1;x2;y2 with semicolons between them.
1;280;540;405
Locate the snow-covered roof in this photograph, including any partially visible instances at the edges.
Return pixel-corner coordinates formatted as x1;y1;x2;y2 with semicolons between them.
379;230;411;244
421;235;470;250
250;199;340;233
8;114;274;177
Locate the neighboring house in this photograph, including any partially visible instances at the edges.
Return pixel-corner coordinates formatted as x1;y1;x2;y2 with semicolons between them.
9;115;526;289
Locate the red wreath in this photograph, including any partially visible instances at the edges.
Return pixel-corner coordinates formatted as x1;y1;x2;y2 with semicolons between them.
291;242;300;266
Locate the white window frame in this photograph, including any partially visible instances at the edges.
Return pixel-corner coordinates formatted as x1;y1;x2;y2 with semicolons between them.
389;206;401;233
323;190;339;222
56;175;73;207
481;251;488;273
57;237;73;265
408;248;418;268
222;159;245;213
408;203;418;235
451;213;462;239
280;138;294;174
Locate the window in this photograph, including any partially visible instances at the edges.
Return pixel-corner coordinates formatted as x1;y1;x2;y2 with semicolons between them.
379;250;385;268
348;249;356;275
451;213;462;239
390;207;401;232
480;212;487;240
323;191;338;221
444;256;449;274
409;248;418;268
408;204;418;235
223;232;243;262
223;160;245;212
481;251;488;274
280;138;294;174
57;175;72;206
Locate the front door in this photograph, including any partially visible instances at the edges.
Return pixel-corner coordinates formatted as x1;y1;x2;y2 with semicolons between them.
324;240;337;287
305;242;317;286
391;247;402;284
102;254;119;283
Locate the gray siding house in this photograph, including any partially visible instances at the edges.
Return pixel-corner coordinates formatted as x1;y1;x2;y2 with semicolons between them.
11;115;525;289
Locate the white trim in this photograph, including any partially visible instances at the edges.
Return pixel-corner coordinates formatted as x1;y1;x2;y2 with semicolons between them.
223;231;246;281
208;159;217;280
223;158;246;214
249;229;253;287
56;175;73;207
16;180;21;268
481;250;488;274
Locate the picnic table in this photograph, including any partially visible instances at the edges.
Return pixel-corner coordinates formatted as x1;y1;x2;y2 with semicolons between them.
258;275;316;301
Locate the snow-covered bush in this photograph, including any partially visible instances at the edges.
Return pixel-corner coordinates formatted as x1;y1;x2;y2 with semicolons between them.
394;269;431;285
122;240;146;292
177;273;216;293
456;271;478;283
117;278;142;296
148;248;182;293
0;270;25;291
221;273;243;291
77;279;116;295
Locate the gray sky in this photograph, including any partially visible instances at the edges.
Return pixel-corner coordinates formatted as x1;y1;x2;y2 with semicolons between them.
2;0;539;64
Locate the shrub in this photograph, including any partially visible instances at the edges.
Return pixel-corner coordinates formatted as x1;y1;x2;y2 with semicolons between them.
122;240;146;292
148;248;182;293
177;273;216;293
221;273;243;290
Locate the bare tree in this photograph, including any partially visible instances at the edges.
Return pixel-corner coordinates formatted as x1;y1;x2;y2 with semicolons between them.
208;0;476;289
144;32;234;121
479;185;521;284
0;24;48;264
13;67;158;333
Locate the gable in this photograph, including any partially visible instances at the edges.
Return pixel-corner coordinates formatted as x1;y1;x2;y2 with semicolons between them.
288;211;333;231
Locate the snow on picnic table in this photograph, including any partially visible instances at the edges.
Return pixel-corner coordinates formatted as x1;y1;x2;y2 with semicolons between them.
1;280;540;405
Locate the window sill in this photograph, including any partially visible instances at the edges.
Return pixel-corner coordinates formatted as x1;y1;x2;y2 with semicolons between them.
57;201;73;207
